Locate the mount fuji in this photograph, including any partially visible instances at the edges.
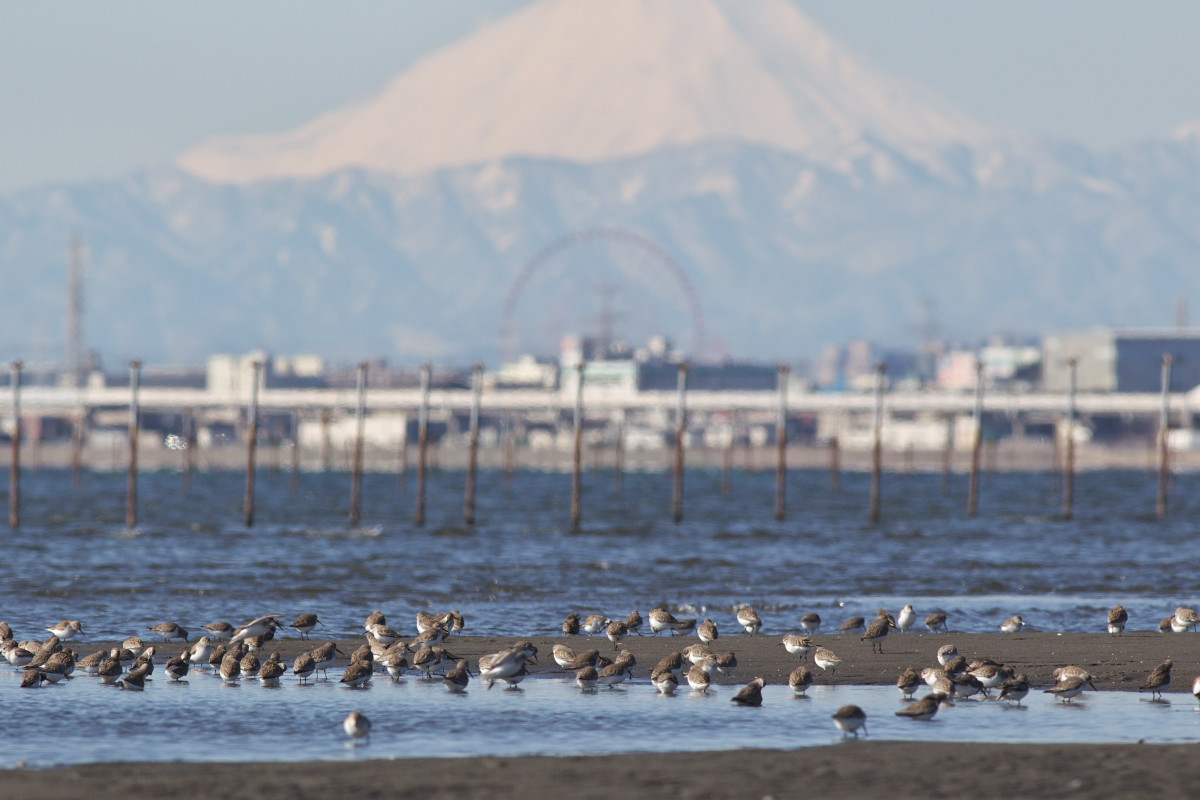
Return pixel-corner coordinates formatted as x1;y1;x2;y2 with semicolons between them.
2;0;1200;368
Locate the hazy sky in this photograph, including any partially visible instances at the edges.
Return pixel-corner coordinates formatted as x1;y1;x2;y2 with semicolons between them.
2;0;1198;193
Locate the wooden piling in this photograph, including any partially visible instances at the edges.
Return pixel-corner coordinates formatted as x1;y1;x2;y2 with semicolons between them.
613;408;626;493
571;363;584;531
774;365;789;522
415;362;431;527
941;415;953;493
8;360;22;529
721;411;735;494
1157;353;1174;519
1062;358;1077;521
967;359;984;517
829;435;840;495
672;362;689;524
869;363;885;523
464;363;483;526
502;415;516;491
289;409;300;492
319;408;332;472
126;360;142;529
71;408;85;489
183;409;197;493
350;362;367;527
243;360;262;528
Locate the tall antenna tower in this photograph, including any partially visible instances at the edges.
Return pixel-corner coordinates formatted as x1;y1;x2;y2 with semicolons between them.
66;233;85;387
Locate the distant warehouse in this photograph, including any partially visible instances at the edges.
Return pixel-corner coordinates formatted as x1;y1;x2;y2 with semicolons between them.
1043;329;1200;393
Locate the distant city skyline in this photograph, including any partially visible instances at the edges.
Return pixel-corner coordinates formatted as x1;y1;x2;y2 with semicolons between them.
2;0;1199;193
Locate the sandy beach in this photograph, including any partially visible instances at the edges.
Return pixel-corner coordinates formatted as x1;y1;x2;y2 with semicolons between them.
7;631;1197;799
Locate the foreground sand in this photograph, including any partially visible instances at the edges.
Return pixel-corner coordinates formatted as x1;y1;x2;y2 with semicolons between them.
10;631;1198;799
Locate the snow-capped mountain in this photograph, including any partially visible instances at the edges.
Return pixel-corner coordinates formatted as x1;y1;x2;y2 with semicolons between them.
2;0;1199;368
178;0;989;184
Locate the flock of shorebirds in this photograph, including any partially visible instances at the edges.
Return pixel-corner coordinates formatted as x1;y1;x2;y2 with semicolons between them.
5;601;1200;744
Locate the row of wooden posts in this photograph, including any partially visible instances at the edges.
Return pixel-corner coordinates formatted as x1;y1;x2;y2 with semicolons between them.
5;355;1178;530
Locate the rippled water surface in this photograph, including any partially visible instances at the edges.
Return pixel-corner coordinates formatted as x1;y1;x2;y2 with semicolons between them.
3;668;1200;768
4;467;1197;640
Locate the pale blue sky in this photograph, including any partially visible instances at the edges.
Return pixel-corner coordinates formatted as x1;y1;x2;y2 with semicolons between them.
2;0;1197;192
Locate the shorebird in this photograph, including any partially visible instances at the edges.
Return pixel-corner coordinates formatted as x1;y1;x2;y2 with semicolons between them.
652;652;684;677
3;641;34;667
1173;607;1200;632
564;649;602;671
779;635;815;661
925;612;948;633
230;614;284;644
861;616;893;653
813;647;842;674
119;663;151;691
625;609;643;635
380;648;408;681
921;667;953;696
1052;666;1093;683
311;642;342;680
339;659;373;689
651;669;678;695
999;615;1025;634
1159;616;1175;633
715;651;738;676
366;622;403;645
21;668;46;688
188;636;213;667
77;649;107;676
552;644;577;668
416;610;450;635
606;619;628;651
343;710;371;745
731;676;765;706
581;614;609;635
239;651;260;678
737;606;762;635
40;652;74;684
1045;675;1097;702
0;622;10;640
598;655;634;690
998;674;1031;705
970;663;1010;690
291;613;322;640
98;649;123;684
293;652;317;684
936;644;959;667
672;618;698;636
219;650;242;683
1107;605;1128;636
576;665;599;691
443;659;470;693
478;647;528;690
897;667;920;699
146;622;188;643
45;620;83;641
799;613;821;636
838;616;865;634
897;604;916;633
686;661;713;693
164;651;191;682
562;612;580;635
202;621;234;641
789;665;813;695
697;618;719;644
648;608;681;636
896;692;947;721
258;653;286;687
681;643;716;665
363;610;386;630
951;673;987;700
1140;658;1172;700
831;705;867;738
1192;675;1200;705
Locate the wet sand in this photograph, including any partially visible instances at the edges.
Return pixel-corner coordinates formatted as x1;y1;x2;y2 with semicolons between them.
13;631;1195;798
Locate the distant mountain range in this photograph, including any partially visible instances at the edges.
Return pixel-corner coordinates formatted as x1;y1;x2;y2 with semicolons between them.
2;0;1199;368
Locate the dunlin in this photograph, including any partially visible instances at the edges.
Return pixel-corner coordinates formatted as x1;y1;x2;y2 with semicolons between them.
164;651;191;682
239;651;261;678
999;615;1025;634
220;650;242;683
146;622;188;643
21;668;46;688
896;692;947;721
896;667;920;698
77;649;107;675
1045;675;1096;702
119;663;151;691
1173;607;1200;632
1107;605;1127;636
799;613;821;636
202;622;234;641
686;661;712;693
789;665;813;695
970;663;1010;690
625;609;643;635
681;643;716;665
45;620;83;641
562;612;580;635
813;647;842;674
936;644;959;667
653;651;684;677
343;710;371;745
731;676;765;706
648;608;681;636
381;648;408;681
293;652;317;684
651;669;678;695
897;604;916;633
339;659;373;689
606;619;628;651
1159;616;1174;633
230;614;284;644
478;647;528;690
925;612;948;633
672;618;698;636
189;636;213;667
364;610;386;630
311;642;342;680
831;705;867;738
581;614;609;635
715;651;738;676
779;635;815;661
1140;658;1172;700
736;606;762;635
443;659;470;693
291;613;322;639
998;674;1030;705
576;665;599;691
861;616;893;653
697;618;719;644
951;673;986;700
41;652;74;684
564;649;602;671
838;616;866;634
415;610;449;635
1192;675;1200;704
366;623;403;645
598;655;633;689
98;649;123;684
259;653;286;687
552;644;577;668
